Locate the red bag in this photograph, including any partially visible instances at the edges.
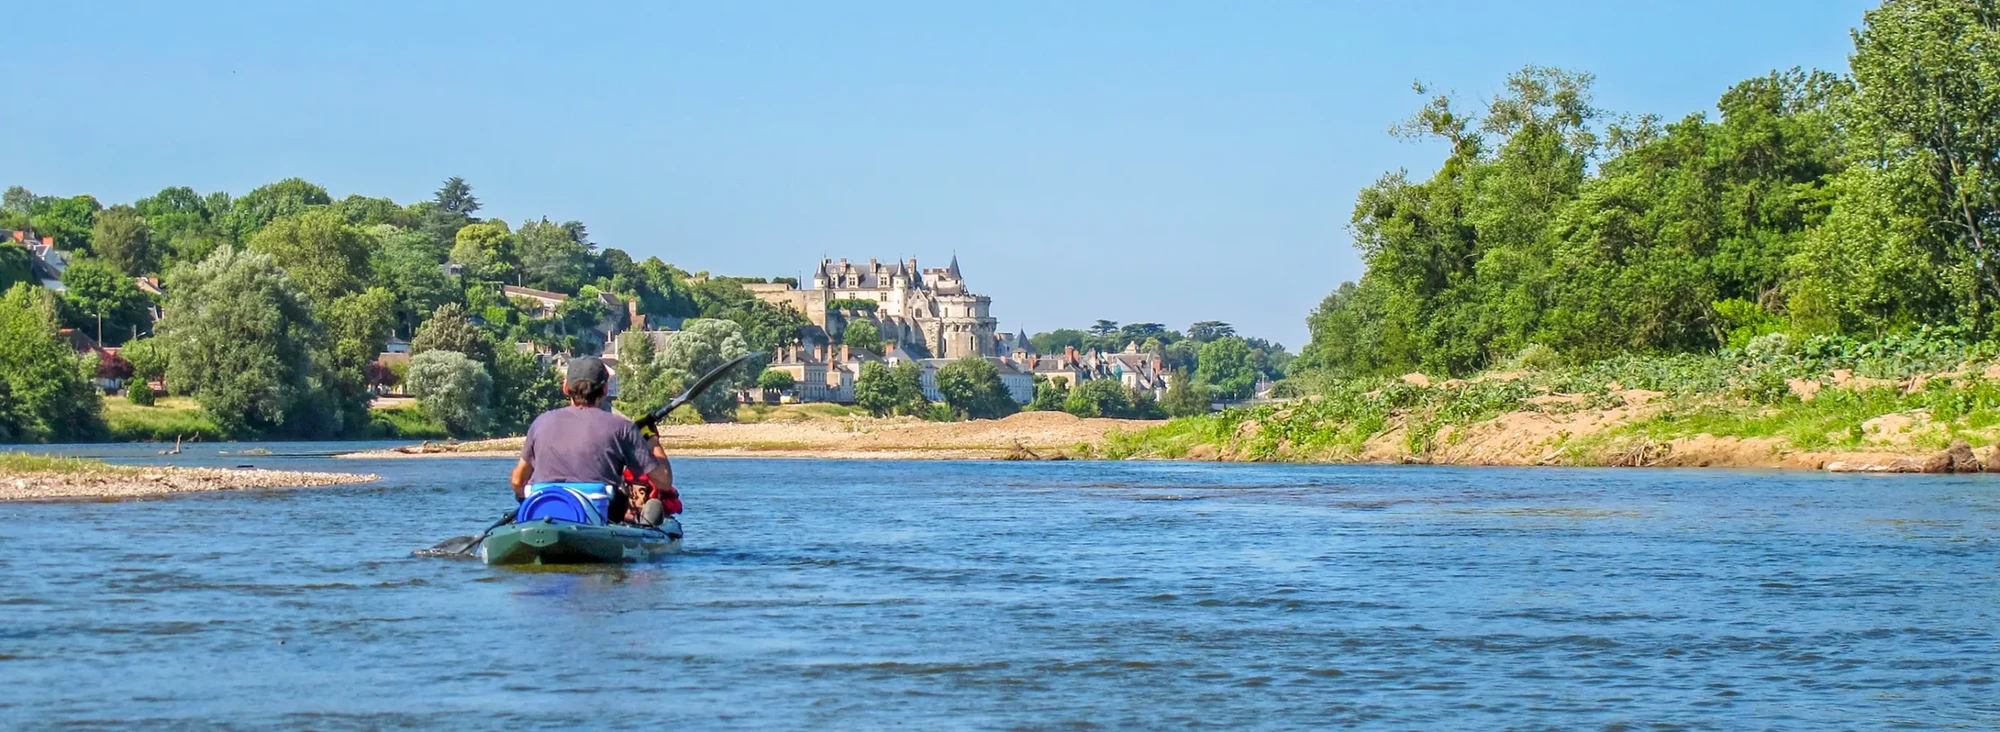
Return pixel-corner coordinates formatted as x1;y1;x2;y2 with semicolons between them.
622;468;683;516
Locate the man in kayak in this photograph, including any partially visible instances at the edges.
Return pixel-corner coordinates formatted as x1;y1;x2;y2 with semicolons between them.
509;356;676;526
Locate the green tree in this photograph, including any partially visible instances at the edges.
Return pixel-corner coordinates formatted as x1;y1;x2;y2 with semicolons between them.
335;195;411;228
0;284;106;442
0;242;30;292
450;222;515;282
758;369;796;392
612;330;667;419
518;217;590;292
844;319;882;355
422;176;481;245
935;356;1018;420
122;336;169;385
656;318;754;420
31;195;102;253
376;229;459;336
1195;337;1259;400
1027;375;1069;411
160;246;327;437
410;303;496;365
1160;371;1213;417
91;204;155;276
855;361;926;417
1187;321;1235;342
489;347;562;433
223;178;331;244
247;208;373;304
407;349;492;437
1063;378;1133;418
1030;328;1088;355
59;258;151;345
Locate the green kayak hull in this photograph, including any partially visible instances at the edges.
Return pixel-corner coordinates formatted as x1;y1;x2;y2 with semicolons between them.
480;518;683;565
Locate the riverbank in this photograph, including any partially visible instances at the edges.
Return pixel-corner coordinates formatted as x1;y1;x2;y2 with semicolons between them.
340;411;1153;461
1106;366;2000;473
0;453;380;501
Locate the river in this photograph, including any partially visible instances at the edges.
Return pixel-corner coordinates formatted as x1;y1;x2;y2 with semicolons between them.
2;444;1997;729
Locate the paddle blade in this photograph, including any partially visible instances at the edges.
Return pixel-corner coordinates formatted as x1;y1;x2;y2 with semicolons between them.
414;536;482;558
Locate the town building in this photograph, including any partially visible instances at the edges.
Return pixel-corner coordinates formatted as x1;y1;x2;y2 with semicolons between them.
748;256;1001;361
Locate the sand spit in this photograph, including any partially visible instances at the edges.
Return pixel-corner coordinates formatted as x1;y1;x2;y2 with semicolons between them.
2;465;380;501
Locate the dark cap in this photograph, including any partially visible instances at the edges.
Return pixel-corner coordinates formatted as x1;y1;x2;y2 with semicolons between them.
565;356;609;386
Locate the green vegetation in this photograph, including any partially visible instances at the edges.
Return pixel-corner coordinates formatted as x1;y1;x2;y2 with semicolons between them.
102;397;221;442
935;356;1019;420
828;298;879;312
0;452;128;475
1295;1;2000;381
854;362;928;417
3;173;813;443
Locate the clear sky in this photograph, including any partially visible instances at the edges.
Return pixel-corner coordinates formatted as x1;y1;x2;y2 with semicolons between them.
2;0;1875;347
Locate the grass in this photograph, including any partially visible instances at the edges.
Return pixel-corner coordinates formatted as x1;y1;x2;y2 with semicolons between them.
0;452;126;474
367;401;450;439
102;397;223;442
735;403;867;423
100;395;453;442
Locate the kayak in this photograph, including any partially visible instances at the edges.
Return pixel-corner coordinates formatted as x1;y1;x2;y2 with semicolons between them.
479;517;683;565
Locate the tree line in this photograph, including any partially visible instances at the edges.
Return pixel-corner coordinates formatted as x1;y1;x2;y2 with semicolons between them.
0;176;812;441
1294;0;2000;380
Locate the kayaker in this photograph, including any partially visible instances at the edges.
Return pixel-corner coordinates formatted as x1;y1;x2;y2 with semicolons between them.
509;356;676;526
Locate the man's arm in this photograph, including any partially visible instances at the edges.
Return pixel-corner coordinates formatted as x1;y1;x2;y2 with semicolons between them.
645;436;673;494
510;458;534;501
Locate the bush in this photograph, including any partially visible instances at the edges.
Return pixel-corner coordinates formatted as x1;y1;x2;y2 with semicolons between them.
935;356;1018;420
406;350;492;437
126;384;156;406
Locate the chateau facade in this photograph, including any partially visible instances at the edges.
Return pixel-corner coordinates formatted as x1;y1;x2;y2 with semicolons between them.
748;256;1000;360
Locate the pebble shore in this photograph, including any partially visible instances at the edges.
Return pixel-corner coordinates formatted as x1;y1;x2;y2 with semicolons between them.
2;465;380;501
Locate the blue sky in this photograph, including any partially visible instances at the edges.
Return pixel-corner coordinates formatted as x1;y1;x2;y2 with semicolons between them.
3;1;1874;346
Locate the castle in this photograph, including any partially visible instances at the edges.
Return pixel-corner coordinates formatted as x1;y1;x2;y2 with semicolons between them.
747;256;1000;359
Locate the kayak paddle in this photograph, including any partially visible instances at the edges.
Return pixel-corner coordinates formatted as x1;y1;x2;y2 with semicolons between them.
634;351;765;436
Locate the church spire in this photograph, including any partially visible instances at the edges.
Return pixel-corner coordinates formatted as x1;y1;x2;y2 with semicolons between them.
947;254;962;279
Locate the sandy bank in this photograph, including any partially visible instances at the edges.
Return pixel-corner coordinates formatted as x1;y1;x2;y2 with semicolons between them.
340;411;1152;461
2;464;380;501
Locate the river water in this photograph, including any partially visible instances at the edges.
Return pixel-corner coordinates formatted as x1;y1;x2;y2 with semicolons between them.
2;444;1998;729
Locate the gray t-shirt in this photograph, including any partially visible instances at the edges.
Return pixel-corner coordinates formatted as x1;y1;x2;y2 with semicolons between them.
520;406;661;485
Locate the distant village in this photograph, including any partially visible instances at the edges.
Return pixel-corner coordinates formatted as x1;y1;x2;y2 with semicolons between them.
612;256;1173;406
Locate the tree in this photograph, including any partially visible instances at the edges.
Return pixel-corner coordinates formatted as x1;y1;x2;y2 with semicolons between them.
844;319;883;355
1064;378;1133;418
1160;371;1213;417
92;205;155;276
159;246;327;437
758;369;796;398
59;258;151;344
1088;320;1120;337
450;222;515;282
1849;0;2000;302
335;195;411;228
121;337;169;385
223;178;331;243
247;208;373;305
2;186;32;214
406;350;492;437
410;303;496;365
612;330;668;419
1028;375;1069;411
422;176;481;245
855;361;926;417
1187;321;1235;343
488;347;562;433
0;242;30;292
1196;337;1260;400
935;356;1018;420
376;229;459;336
656;318;754;421
518;217;591;292
31;195;102;253
0;284;106;442
1031;328;1088;355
